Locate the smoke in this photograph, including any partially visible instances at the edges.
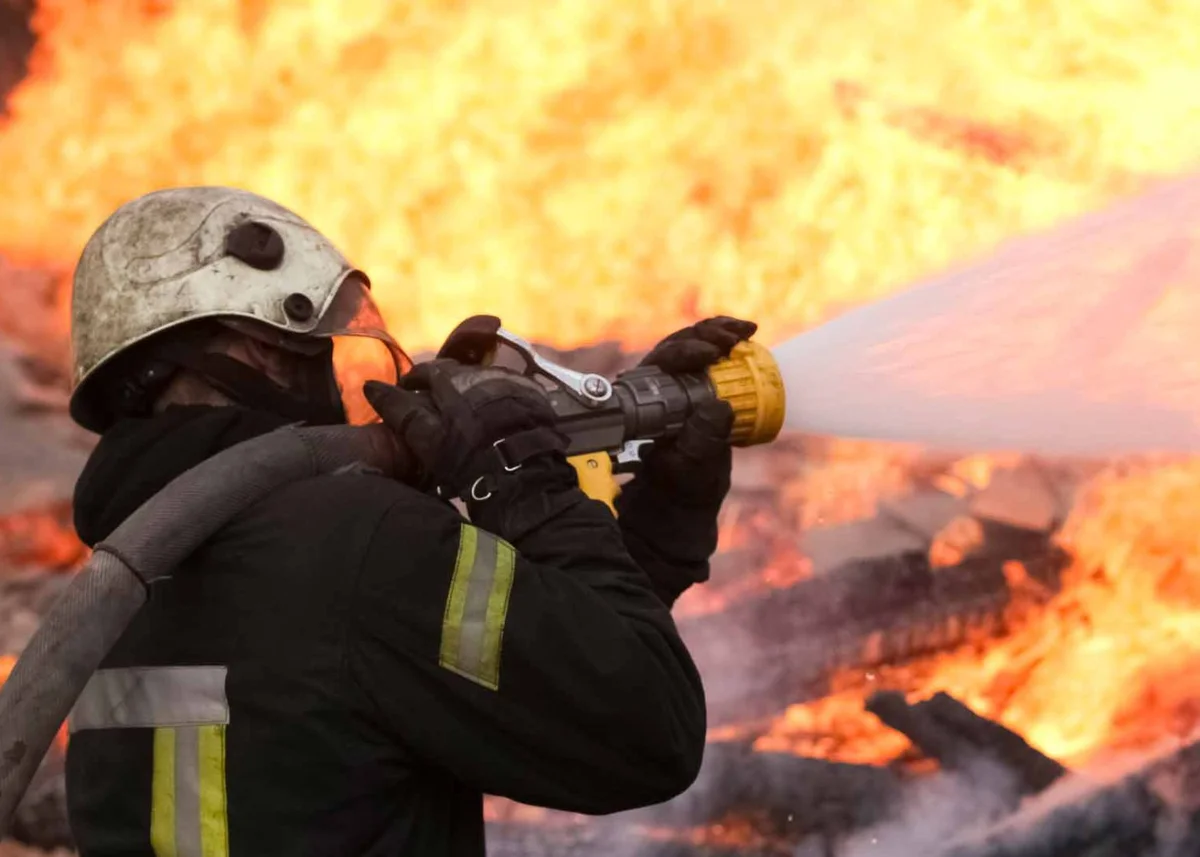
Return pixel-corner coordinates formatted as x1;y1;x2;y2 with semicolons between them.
901;738;1200;857
832;759;1022;857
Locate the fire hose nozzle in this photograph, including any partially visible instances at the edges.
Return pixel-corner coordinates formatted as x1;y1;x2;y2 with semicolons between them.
706;340;786;447
466;323;787;479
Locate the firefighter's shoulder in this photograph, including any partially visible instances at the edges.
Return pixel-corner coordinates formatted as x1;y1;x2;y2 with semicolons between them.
236;465;454;553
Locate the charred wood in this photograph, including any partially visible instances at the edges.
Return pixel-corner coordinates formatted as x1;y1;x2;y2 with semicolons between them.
935;740;1200;857
681;539;1071;728
634;742;904;836
866;691;1067;797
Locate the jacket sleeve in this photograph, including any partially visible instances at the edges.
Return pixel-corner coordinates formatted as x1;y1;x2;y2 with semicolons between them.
346;460;707;814
614;473;722;609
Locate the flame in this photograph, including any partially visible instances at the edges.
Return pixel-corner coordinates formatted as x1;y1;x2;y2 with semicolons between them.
757;458;1200;769
3;0;1200;798
0;505;88;571
3;2;1200;353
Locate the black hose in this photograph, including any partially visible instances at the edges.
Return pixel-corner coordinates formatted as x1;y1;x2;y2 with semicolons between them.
0;423;405;834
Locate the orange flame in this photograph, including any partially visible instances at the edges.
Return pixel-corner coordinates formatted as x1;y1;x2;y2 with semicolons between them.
757;458;1200;768
0;506;88;571
4;2;1200;353
4;0;1200;777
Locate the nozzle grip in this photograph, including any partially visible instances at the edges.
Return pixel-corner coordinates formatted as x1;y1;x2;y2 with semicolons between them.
612;366;715;441
546;367;715;457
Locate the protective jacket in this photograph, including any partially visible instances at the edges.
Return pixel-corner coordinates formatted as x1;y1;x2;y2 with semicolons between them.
65;405;708;857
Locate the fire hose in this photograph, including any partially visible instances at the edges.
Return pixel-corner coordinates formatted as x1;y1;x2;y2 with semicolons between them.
0;329;786;836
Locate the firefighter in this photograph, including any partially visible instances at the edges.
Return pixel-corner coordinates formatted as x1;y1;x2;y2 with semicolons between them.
64;186;753;857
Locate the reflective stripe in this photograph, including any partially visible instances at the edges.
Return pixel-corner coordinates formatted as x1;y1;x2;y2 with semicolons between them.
150;729;177;857
150;725;229;857
197;725;230;857
173;727;201;857
69;667;230;857
439;524;517;691
70;666;228;733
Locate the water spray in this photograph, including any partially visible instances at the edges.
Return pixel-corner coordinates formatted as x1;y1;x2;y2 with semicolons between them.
500;171;1200;471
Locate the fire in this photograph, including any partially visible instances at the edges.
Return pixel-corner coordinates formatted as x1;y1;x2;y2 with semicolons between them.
2;0;1200;804
757;458;1200;769
0;505;88;571
3;1;1200;354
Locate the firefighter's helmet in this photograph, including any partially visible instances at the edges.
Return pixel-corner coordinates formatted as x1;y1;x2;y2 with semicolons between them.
68;186;409;432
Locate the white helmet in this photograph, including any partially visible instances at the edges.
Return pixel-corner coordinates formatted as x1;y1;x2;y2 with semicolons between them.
69;186;409;431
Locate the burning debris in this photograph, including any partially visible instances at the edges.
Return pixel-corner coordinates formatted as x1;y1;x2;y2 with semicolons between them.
936;738;1200;857
681;520;1071;730
864;691;1067;799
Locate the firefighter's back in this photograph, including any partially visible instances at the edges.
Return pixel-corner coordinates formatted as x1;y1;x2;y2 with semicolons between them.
66;469;483;857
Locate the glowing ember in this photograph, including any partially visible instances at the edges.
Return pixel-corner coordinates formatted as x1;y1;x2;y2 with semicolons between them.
3;1;1200;354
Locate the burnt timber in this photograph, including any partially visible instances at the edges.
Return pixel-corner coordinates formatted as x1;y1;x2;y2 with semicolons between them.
681;529;1071;729
866;690;1067;798
935;738;1200;857
632;740;905;835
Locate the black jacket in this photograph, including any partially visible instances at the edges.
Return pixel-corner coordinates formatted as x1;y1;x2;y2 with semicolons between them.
65;406;708;857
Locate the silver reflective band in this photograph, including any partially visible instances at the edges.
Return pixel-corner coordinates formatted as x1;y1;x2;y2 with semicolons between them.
69;666;229;733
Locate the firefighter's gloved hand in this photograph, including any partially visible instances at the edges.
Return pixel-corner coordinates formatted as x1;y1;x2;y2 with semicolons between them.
616;316;757;607
435;314;502;365
632;316;757;508
363;359;567;501
638;316;759;376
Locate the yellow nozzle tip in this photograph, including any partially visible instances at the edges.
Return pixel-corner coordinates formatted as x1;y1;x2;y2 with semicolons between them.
706;340;786;447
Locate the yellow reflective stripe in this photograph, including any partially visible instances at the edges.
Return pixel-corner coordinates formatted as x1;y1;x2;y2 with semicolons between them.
439;524;516;691
198;725;229;857
151;728;177;857
439;524;478;673
149;725;229;857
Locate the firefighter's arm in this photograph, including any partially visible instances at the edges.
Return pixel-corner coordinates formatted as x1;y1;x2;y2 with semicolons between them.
347;468;707;814
614;400;735;607
613;316;752;606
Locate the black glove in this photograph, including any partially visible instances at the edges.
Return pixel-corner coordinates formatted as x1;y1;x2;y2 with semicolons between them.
631;316;757;508
615;316;757;607
363;359;567;502
435;314;502;364
638;316;759;375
